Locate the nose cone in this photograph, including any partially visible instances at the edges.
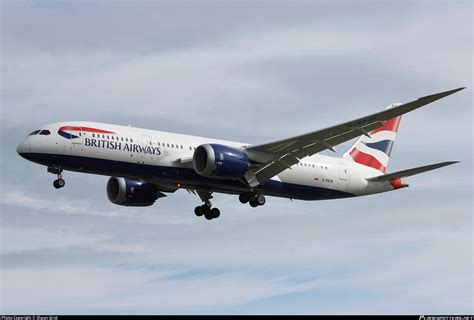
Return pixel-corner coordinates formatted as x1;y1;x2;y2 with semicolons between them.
17;139;31;158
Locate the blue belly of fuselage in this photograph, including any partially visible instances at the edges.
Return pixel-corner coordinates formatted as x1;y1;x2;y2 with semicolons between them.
21;152;355;201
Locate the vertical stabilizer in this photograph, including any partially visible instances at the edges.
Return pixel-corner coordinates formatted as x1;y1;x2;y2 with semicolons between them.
343;104;402;173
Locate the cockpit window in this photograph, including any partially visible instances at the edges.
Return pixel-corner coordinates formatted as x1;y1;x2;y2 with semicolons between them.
39;130;51;135
29;130;41;136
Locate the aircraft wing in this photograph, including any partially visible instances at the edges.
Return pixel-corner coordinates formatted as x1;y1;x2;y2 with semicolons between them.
244;87;465;187
173;156;194;168
366;161;459;182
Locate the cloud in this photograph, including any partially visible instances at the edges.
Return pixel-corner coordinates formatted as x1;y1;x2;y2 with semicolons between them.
2;3;471;139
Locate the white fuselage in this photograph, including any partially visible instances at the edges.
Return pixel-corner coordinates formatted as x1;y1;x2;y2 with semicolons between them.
17;121;396;201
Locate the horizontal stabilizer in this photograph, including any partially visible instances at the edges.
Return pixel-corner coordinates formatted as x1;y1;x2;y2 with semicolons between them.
366;161;459;182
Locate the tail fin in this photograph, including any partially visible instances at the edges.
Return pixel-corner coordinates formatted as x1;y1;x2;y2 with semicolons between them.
343;103;402;173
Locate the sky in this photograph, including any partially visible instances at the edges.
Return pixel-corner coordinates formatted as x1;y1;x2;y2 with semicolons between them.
0;0;472;315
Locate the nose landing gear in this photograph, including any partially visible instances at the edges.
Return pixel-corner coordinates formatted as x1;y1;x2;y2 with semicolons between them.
48;166;65;189
53;178;65;189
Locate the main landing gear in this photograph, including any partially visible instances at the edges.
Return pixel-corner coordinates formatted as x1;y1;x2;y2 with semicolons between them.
239;193;266;208
195;191;220;220
194;205;220;220
48;166;65;189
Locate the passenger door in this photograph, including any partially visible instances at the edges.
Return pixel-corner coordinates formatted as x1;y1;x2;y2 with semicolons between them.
141;134;154;163
338;163;349;190
66;127;84;153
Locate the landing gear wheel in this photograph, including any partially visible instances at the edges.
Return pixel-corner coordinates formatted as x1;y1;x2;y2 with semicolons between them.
239;193;249;204
249;199;259;208
201;204;211;215
204;212;214;220
194;206;204;217
256;194;266;206
210;208;220;219
53;178;65;189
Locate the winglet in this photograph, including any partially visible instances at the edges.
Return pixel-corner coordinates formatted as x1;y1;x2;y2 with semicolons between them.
417;87;465;103
374;87;466;123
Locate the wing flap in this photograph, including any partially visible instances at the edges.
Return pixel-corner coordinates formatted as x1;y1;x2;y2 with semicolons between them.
366;161;459;182
247;122;383;186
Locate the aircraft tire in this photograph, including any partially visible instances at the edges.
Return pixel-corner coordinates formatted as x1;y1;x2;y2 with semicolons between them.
53;179;65;189
210;208;220;219
201;204;211;215
194;206;204;217
256;194;266;206
239;193;249;204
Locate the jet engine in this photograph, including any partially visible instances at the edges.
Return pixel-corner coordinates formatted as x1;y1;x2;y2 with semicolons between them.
106;177;160;206
193;144;249;178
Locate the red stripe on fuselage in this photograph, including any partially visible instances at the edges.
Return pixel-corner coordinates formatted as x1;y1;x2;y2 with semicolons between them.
369;116;401;135
58;126;114;134
349;148;386;173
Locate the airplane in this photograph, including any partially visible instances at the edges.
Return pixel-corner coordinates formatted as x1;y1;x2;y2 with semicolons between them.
17;88;464;220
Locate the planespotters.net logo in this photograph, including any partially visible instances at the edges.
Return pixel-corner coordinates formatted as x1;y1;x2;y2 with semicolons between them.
420;316;474;320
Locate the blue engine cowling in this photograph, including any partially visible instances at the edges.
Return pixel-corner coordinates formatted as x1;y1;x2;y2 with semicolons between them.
193;144;249;178
106;177;159;206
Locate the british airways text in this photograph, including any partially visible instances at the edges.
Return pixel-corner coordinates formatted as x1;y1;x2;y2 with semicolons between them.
84;138;162;155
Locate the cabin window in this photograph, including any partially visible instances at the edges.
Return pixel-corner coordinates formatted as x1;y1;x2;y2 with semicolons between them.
131;138;133;143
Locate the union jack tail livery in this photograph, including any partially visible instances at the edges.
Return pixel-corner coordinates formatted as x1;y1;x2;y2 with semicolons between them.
343;103;402;173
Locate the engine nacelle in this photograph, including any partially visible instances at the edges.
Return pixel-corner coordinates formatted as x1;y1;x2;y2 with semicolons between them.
193;144;249;178
106;177;159;206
